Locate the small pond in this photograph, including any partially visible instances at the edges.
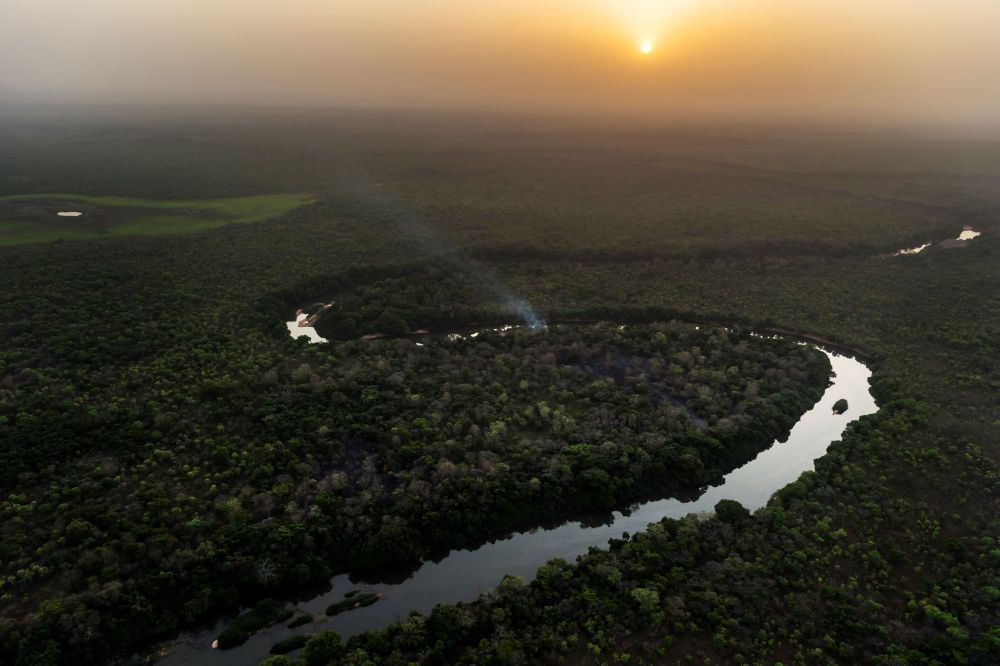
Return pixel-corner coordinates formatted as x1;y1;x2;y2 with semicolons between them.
286;312;327;345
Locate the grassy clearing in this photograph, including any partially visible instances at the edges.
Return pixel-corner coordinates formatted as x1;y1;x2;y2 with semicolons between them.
0;193;315;245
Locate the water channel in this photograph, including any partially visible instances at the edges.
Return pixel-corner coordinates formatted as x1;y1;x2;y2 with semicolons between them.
159;325;877;666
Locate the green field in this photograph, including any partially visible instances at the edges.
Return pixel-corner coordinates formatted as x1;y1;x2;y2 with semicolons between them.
0;192;315;245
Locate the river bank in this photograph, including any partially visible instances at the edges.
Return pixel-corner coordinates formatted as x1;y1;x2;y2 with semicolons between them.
158;339;877;666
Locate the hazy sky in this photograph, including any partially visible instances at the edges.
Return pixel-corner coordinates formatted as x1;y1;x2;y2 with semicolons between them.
3;0;1000;125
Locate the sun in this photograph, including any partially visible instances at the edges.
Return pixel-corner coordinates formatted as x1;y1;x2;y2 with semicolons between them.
640;40;653;55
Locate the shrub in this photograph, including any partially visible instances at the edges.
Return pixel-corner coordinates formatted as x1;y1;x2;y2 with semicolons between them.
270;633;312;655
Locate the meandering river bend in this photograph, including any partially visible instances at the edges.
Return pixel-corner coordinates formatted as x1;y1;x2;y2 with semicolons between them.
159;340;877;666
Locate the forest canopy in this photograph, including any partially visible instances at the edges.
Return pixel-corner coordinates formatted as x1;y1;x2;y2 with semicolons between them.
0;114;997;665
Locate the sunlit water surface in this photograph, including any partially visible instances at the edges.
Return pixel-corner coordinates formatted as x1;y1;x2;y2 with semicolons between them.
160;334;877;666
895;227;981;254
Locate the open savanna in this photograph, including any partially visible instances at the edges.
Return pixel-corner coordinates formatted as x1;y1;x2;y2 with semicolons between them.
0;193;315;245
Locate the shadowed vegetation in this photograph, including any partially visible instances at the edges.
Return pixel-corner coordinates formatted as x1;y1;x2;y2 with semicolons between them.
0;109;997;665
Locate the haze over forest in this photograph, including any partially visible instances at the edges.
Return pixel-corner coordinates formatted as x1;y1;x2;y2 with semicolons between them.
3;2;1000;665
3;0;1000;127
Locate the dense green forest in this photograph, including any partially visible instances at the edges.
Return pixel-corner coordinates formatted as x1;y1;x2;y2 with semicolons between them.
0;110;998;665
0;258;830;661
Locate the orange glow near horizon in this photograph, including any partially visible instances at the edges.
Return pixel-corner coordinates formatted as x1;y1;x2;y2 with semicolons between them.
2;1;1000;126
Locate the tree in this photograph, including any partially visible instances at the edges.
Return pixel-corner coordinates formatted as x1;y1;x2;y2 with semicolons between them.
631;587;661;615
301;630;346;666
714;499;751;524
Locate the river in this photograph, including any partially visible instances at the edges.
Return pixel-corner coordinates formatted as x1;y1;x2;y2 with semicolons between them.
895;226;982;255
158;338;877;666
